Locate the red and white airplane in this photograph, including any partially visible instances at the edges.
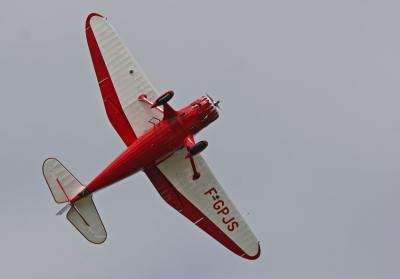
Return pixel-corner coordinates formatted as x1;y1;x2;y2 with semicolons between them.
42;13;260;260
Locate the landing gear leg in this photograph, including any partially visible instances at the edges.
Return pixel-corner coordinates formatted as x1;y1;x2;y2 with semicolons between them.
188;154;200;180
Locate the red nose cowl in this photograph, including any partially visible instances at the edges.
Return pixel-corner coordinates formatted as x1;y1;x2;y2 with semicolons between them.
200;97;219;125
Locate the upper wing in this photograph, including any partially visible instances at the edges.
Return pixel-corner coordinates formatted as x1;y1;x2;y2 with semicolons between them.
145;149;260;259
86;13;162;145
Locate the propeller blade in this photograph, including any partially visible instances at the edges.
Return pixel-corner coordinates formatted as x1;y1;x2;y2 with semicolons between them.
206;93;221;110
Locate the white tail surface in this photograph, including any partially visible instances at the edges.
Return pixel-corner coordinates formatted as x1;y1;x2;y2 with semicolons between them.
42;158;85;203
67;195;107;244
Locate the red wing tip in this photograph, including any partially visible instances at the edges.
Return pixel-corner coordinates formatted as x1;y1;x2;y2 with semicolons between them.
242;243;261;260
86;13;105;28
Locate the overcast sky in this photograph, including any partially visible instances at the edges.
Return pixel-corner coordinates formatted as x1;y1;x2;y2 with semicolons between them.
1;0;399;278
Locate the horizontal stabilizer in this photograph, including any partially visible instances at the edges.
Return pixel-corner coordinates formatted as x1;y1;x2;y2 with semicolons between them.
43;158;85;203
67;195;107;244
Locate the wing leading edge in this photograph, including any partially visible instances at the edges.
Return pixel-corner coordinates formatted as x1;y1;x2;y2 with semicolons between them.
145;149;260;259
86;13;162;145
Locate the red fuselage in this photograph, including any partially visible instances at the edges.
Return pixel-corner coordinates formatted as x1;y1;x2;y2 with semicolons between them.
71;96;218;202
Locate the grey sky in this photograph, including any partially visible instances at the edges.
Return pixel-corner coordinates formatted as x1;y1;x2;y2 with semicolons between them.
1;0;399;278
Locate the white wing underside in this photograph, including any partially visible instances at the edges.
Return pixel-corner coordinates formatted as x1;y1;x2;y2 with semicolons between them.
157;149;260;257
88;15;162;137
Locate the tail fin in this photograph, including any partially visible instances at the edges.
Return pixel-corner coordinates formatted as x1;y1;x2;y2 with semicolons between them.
42;158;107;244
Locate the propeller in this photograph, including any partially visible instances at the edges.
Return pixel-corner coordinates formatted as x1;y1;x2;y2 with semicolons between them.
206;93;221;110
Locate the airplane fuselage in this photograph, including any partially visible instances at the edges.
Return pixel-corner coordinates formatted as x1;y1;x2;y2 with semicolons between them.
71;96;218;203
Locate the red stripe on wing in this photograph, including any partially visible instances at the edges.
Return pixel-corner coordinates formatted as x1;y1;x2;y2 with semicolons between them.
85;13;137;145
145;166;261;260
